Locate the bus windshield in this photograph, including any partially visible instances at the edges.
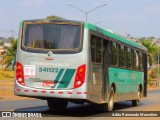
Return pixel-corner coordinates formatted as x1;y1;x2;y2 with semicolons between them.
22;23;81;51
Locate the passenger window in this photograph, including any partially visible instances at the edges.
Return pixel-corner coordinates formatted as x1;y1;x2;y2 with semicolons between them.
91;35;102;63
110;42;117;66
132;50;139;70
119;45;125;67
126;48;131;69
136;51;139;70
91;38;95;62
96;38;102;63
132;50;136;69
138;52;143;71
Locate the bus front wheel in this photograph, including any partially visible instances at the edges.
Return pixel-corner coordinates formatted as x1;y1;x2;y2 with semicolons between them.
47;99;68;110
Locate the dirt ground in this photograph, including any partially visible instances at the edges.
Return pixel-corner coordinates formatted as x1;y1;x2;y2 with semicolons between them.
0;80;35;101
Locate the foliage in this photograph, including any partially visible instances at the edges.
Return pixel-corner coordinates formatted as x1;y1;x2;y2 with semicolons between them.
141;38;158;54
139;38;158;64
139;37;159;86
0;68;14;80
149;66;159;79
2;38;17;70
148;68;157;86
0;40;4;46
46;15;65;20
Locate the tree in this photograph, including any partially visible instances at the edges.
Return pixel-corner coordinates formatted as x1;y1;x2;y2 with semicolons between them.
2;38;17;70
141;38;158;64
0;40;4;46
141;38;157;54
46;15;65;20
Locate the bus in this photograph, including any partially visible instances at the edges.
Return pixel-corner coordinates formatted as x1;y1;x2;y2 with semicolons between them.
14;19;148;112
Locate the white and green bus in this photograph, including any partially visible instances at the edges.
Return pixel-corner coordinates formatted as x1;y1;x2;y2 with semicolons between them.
14;19;148;111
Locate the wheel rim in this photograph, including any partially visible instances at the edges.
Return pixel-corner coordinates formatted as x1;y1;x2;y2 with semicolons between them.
108;90;114;110
137;89;141;103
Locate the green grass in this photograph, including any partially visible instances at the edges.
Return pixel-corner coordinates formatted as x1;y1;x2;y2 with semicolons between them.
0;68;14;80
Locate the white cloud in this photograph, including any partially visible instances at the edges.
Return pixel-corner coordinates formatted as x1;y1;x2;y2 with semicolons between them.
18;0;45;7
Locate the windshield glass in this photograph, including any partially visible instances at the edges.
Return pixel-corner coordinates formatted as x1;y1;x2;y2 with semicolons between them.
23;23;81;50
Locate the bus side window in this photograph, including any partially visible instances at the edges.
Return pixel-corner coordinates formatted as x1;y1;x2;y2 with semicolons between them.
139;52;143;71
126;47;131;69
91;36;96;62
136;51;139;70
91;35;102;63
110;42;117;66
119;45;125;68
132;50;139;70
132;49;136;70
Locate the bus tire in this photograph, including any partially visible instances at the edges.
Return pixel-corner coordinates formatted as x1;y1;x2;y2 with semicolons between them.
102;87;115;112
132;88;141;106
47;99;68;111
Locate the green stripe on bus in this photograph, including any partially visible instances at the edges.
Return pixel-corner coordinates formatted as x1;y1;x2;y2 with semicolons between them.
84;22;147;51
54;69;64;83
57;69;76;88
20;21;23;27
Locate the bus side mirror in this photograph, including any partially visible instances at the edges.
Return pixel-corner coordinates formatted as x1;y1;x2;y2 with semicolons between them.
148;54;152;68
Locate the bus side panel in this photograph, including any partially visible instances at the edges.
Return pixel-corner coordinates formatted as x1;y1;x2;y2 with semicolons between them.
108;67;144;102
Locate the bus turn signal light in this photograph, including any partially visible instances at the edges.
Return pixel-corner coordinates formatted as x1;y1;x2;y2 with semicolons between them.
74;64;86;88
16;62;25;86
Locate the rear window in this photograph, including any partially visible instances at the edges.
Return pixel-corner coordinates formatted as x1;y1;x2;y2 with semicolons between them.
22;22;82;51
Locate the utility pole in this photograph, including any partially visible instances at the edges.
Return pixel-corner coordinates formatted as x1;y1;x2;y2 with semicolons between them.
67;3;107;22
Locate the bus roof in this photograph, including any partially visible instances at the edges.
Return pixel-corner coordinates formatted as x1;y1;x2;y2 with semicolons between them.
84;22;147;51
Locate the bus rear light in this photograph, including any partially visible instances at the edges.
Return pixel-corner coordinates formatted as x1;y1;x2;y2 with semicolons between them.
74;64;86;88
16;62;25;86
77;81;81;85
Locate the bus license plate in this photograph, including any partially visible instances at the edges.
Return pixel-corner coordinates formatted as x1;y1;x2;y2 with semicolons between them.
42;81;54;87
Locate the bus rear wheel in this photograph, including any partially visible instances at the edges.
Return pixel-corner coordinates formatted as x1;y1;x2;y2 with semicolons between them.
102;87;115;112
132;88;141;106
47;99;68;111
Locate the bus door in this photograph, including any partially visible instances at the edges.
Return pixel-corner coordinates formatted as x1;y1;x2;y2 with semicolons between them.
144;53;148;97
90;34;104;103
102;40;110;101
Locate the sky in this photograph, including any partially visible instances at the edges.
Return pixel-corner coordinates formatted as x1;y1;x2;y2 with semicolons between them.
0;0;160;38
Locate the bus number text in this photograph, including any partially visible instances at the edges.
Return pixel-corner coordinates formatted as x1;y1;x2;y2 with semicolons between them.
39;67;58;73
